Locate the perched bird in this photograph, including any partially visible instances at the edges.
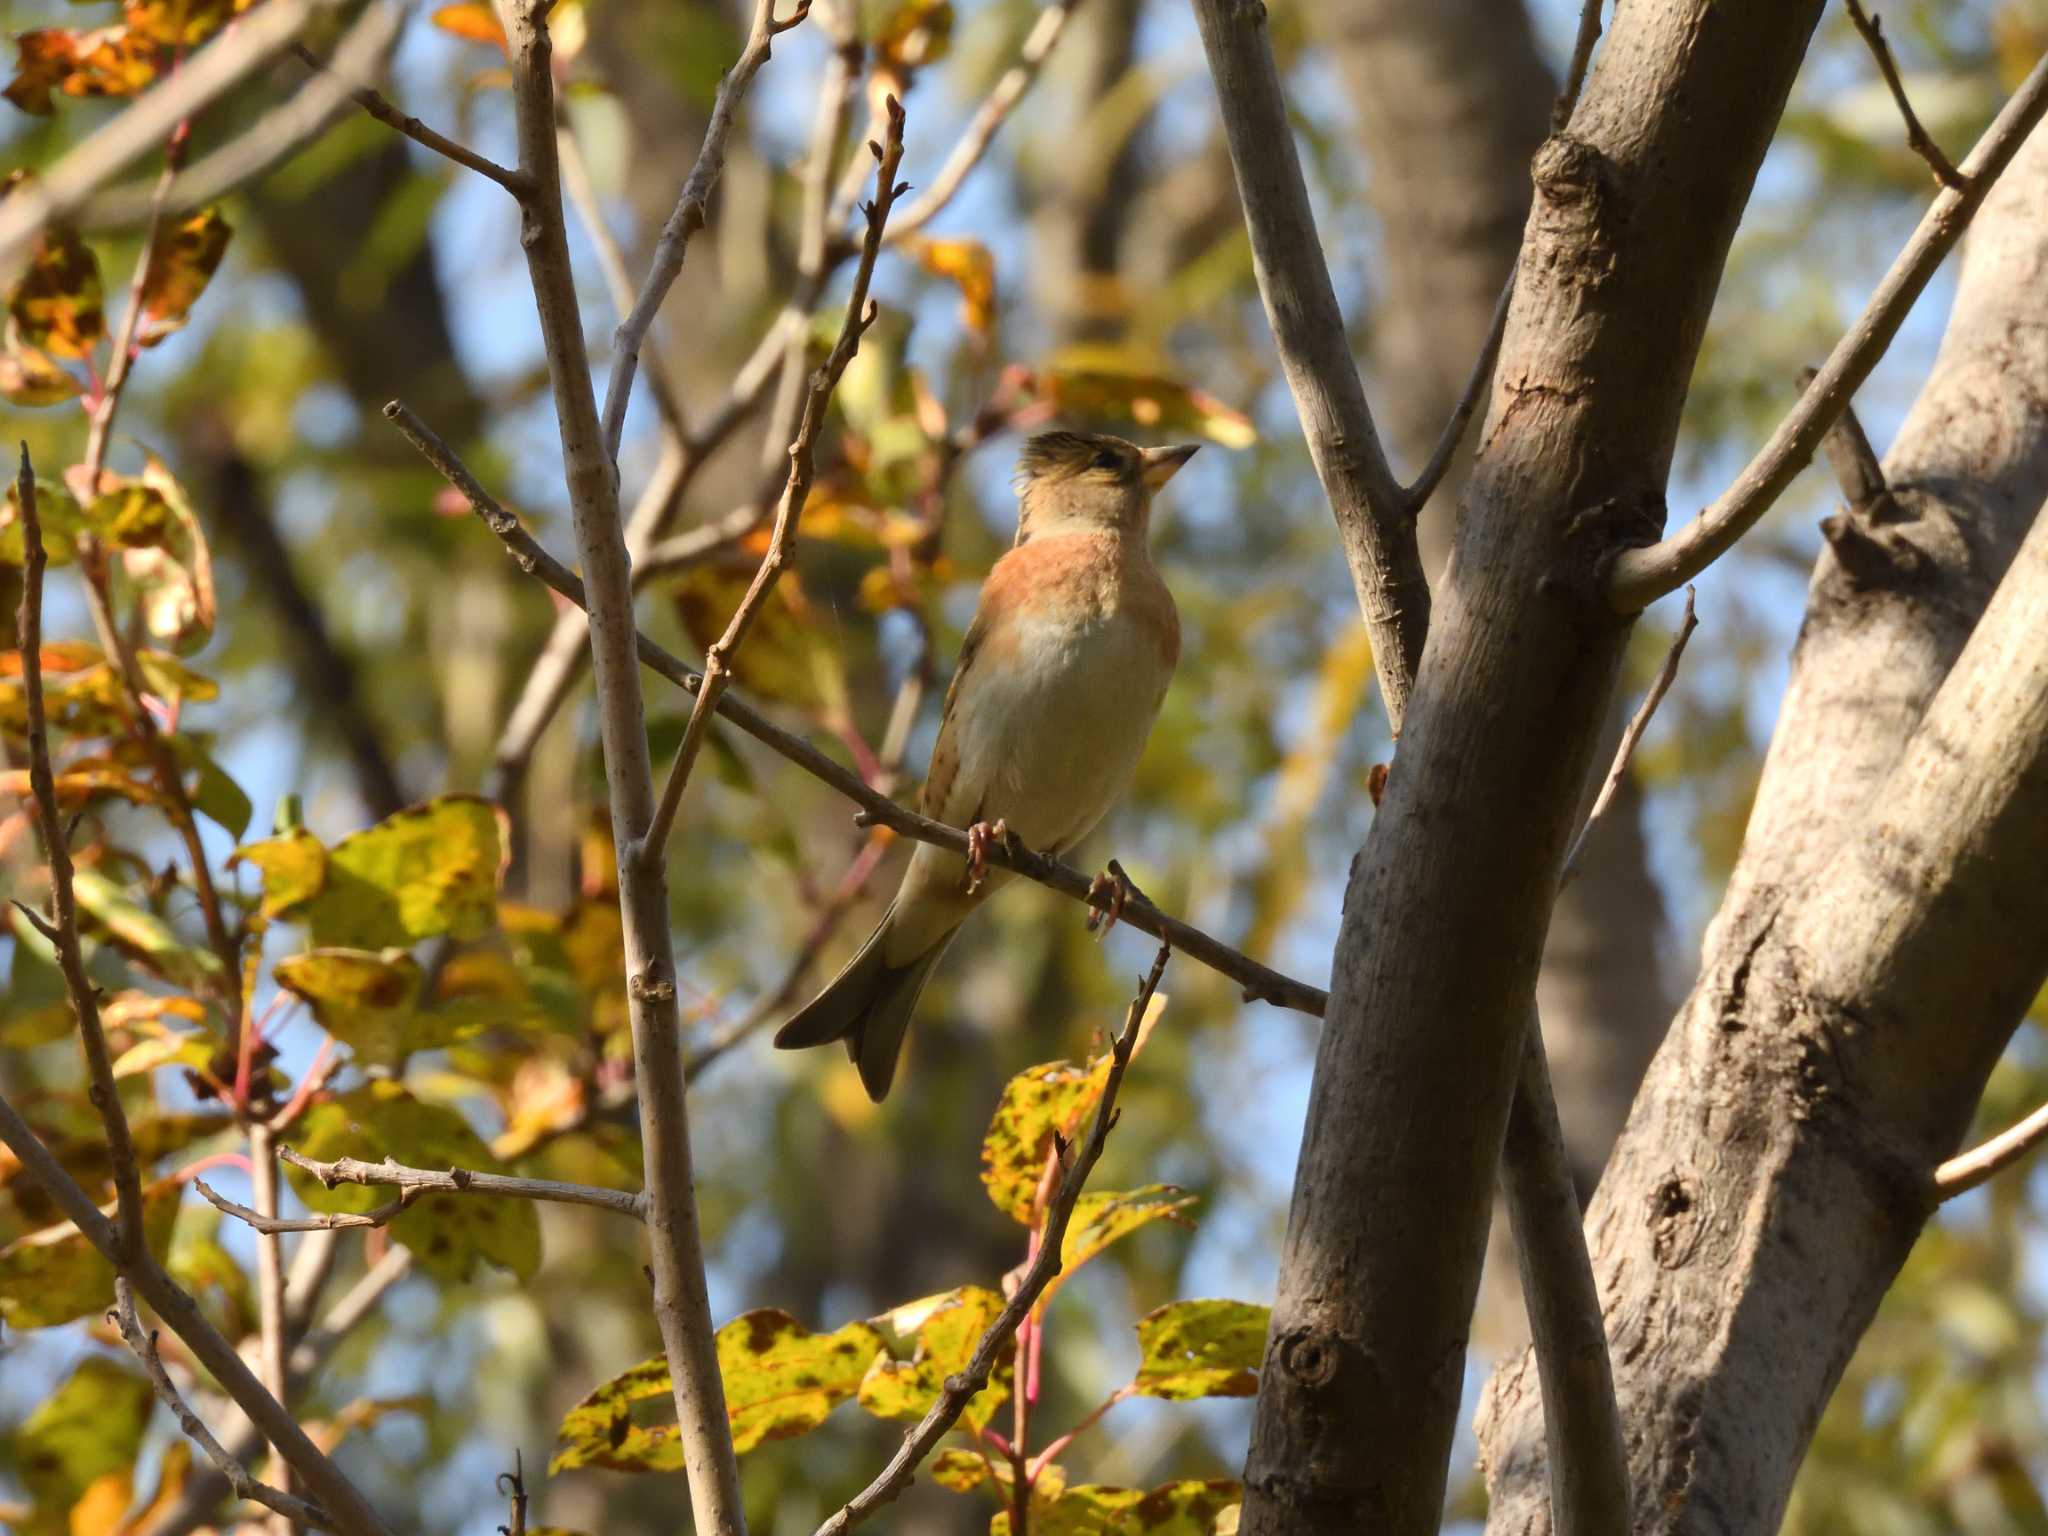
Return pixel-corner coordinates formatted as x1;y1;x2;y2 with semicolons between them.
774;429;1197;1100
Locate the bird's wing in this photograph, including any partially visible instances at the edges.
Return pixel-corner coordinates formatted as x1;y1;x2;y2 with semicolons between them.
920;548;1029;827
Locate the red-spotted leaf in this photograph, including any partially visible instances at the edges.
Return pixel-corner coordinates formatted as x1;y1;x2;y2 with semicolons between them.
1057;1185;1198;1277
1131;1300;1268;1401
980;1054;1115;1224
298;795;510;949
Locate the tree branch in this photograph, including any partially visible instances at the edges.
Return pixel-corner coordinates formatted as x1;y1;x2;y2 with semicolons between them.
384;400;1331;1019
1933;1101;2048;1200
112;1279;333;1532
196;1148;645;1233
814;944;1172;1536
598;0;812;463
1559;586;1698;888
640;100;905;864
1606;49;2048;611
1190;0;1429;731
287;39;530;198
1842;0;1965;190
1553;0;1604;131
1403;274;1512;517
501;1;745;1527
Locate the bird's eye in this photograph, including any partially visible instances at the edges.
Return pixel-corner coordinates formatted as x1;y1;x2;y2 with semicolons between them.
1091;449;1122;473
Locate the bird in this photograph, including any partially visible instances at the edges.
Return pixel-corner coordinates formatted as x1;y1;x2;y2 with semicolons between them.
774;428;1198;1101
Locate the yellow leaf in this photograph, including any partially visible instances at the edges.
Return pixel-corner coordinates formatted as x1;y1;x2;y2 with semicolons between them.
909;237;996;332
1035;345;1256;449
8;222;103;358
137;208;232;346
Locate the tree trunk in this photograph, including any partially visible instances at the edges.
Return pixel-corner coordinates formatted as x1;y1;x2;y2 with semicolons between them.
1237;2;1826;1529
1479;119;2048;1536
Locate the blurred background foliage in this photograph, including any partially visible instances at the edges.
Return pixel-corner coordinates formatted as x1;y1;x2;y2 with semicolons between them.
4;0;2048;1529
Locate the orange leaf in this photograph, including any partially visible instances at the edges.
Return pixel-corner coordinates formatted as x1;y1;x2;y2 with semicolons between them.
138;208;232;346
8;223;104;358
432;2;508;48
3;26;158;115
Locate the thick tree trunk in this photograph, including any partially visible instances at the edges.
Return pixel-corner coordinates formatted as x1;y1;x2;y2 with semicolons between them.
1479;121;2048;1536
1318;0;1675;1304
1236;3;1826;1530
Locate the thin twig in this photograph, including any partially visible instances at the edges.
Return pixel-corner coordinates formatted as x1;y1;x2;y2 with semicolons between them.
288;1147;644;1214
1553;0;1604;131
1559;586;1698;887
111;1280;333;1532
1934;1101;2048;1200
814;944;1172;1536
639;98;907;865
1403;274;1513;516
1799;364;1890;512
249;1125;296;1535
499;1454;528;1536
1608;49;2048;610
195;1178;419;1234
598;0;813;463
878;0;1082;245
386;404;1329;1017
0;0;348;276
288;41;530;197
1843;0;1965;190
13;446;147;1258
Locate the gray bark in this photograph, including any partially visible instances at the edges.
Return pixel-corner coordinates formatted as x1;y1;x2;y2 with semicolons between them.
1480;120;2048;1535
1235;1;1827;1529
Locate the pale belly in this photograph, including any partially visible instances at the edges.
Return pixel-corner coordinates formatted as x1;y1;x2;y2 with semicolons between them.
959;607;1171;852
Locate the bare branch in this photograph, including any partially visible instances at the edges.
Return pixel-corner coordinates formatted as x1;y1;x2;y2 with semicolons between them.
249;1125;296;1532
1934;1101;2048;1200
290;1147;644;1214
1553;0;1604;131
14;447;148;1257
501;0;744;1524
1403;274;1513;517
640;99;907;864
0;0;348;276
1559;586;1698;887
599;0;813;462
83;2;404;228
815;944;1172;1536
1843;0;1965;190
0;1089;394;1536
289;39;530;198
1800;364;1891;513
111;1280;333;1532
884;0;1082;244
1190;0;1429;732
499;1454;529;1536
1607;50;2048;610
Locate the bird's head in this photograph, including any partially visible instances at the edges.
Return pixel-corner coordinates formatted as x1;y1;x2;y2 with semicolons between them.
1011;430;1199;544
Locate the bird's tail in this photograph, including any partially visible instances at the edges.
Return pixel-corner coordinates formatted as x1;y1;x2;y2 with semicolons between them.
773;908;953;1101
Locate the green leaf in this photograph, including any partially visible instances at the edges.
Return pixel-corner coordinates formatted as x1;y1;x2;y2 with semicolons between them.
552;1310;886;1473
1131;1300;1268;1401
70;867;224;990
858;1285;1012;1431
303;795;510;949
230;827;328;918
1059;1185;1197;1275
286;1082;539;1282
0;337;82;406
169;736;250;839
0;474;89;564
274;947;465;1067
10;1358;152;1536
981;1055;1114;1224
0;1180;179;1329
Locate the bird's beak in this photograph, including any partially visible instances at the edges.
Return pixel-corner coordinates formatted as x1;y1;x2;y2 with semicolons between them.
1140;443;1200;490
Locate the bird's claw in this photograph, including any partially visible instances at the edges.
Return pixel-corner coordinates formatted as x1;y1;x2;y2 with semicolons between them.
965;818;1012;896
1085;860;1133;938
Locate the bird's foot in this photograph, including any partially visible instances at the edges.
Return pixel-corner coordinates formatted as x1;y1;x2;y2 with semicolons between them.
964;818;1013;896
1085;859;1133;939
